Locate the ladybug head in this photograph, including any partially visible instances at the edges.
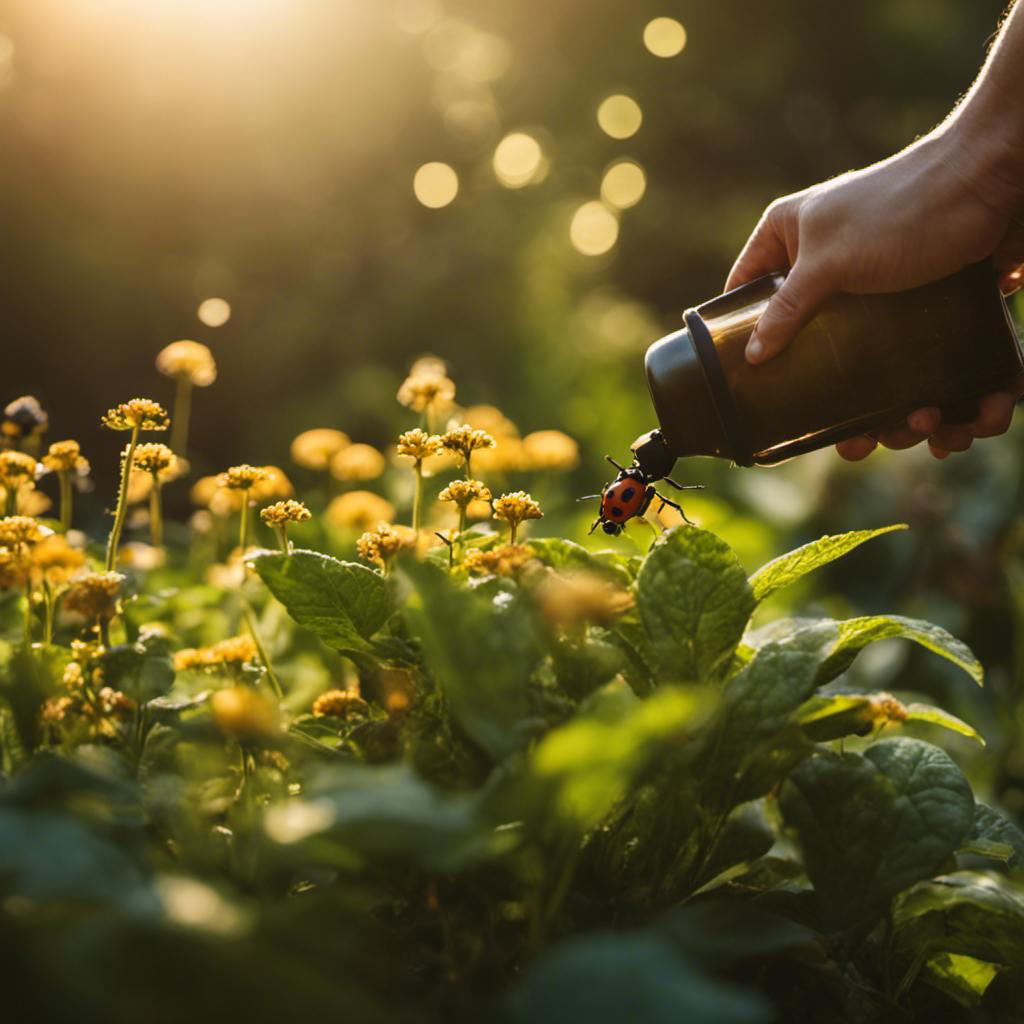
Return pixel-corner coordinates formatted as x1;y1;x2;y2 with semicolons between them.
601;520;622;536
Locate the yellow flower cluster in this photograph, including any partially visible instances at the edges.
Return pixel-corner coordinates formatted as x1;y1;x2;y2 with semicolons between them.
156;340;217;386
0;451;38;486
219;464;270;490
211;685;279;738
102;399;169;432
438;479;492;510
0;515;50;548
312;688;368;718
63;572;126;621
330;443;385;482
290;428;350;471
440;425;496;466
1;396;48;447
492;491;543;527
463;544;539;580
356;522;418;570
326;491;396;532
174;634;260;672
397;371;456;414
396;428;443;462
43;440;89;476
130;442;177;476
260;500;312;528
533;570;635;627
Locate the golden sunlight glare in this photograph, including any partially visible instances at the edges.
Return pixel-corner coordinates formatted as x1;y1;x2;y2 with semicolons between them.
601;160;646;208
493;132;544;188
414;162;459;207
597;95;642;139
570;202;619;256
643;18;687;58
198;298;231;327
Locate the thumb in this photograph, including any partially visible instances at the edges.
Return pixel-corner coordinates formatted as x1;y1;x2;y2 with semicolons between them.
745;262;834;363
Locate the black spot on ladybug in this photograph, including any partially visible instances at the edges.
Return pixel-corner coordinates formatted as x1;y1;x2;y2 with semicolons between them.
621;486;636;502
611;507;623;518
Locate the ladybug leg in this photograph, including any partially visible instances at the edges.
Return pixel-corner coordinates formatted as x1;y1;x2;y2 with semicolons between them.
652;490;695;525
588;516;604;535
663;475;704;491
636;485;657;518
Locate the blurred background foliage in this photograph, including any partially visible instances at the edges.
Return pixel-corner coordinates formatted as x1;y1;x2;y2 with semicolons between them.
3;0;1024;800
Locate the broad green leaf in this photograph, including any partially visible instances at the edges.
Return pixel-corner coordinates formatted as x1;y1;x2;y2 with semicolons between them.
249;549;392;655
748;525;907;602
779;738;975;930
904;704;984;744
966;804;1024;867
526;537;631;584
507;928;772;1024
523;685;711;831
692;800;776;892
893;872;1024;986
921;953;1000;1008
404;560;539;762
696;620;838;808
264;762;506;872
634;527;756;684
816;615;983;687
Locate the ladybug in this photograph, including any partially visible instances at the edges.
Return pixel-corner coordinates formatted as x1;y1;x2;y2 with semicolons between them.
578;429;704;536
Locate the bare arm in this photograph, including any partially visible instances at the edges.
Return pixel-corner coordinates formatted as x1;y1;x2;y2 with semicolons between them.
726;1;1024;459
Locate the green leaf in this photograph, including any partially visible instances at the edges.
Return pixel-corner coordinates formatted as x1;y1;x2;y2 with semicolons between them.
526;537;632;584
693;800;776;891
634;527;756;684
521;685;711;831
816;615;983;687
508;928;773;1024
779;738;975;930
403;559;539;762
965;804;1024;867
696;620;838;808
904;704;985;744
921;953;1000;1008
264;762;505;872
748;525;907;602
249;549;392;655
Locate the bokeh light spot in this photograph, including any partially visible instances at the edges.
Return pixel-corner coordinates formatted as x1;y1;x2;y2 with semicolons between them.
392;0;444;35
600;160;646;208
597;95;642;139
643;17;687;57
493;132;543;188
198;298;231;327
570;202;619;256
414;162;459;208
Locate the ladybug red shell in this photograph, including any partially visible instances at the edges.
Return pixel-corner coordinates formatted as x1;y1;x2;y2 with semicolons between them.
600;469;649;525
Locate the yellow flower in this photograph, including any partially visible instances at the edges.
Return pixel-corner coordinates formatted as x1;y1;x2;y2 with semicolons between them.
473;436;527;474
31;533;86;586
63;572;126;621
290;428;350;471
440;425;496;466
211;686;279;738
102;399;169;432
0;451;39;487
438;479;492;510
155;340;217;386
463;544;539;580
330;443;386;482
356;522;417;570
13;486;52;517
98;687;137;722
325;491;396;532
219;464;270;490
312;688;368;718
130;442;177;476
0;549;30;589
396;428;444;462
260;500;312;528
397;373;456;413
522;430;580;471
534;569;635;626
409;355;449;379
251;466;293;502
42;440;90;476
173;634;259;672
493;491;543;544
0;515;51;548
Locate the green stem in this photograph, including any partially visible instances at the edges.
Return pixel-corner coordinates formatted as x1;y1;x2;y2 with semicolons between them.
99;615;111;649
149;477;164;549
170;374;192;456
58;470;72;532
412;462;423;532
274;525;289;554
106;425;141;571
42;580;54;647
509;521;519;546
238;489;251;554
4;486;16;517
23;581;32;648
240;597;283;700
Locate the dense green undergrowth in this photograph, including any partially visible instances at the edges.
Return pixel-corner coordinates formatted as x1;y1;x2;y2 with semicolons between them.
4;509;1024;1022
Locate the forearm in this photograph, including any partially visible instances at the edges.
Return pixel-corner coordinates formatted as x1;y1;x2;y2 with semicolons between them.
941;0;1024;222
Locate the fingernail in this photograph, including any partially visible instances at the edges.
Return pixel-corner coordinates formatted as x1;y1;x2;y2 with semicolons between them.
746;332;764;362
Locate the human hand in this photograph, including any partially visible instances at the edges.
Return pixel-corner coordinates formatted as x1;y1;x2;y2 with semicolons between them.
725;130;1024;459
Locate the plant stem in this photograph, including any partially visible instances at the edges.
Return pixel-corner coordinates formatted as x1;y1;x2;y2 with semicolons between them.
42;580;54;647
149;476;164;549
274;525;289;553
238;489;251;554
106;425;141;571
170;373;192;456
4;486;15;517
58;470;72;532
412;462;424;532
23;581;32;648
240;596;283;700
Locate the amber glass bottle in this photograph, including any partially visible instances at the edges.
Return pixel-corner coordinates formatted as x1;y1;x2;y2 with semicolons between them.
645;261;1023;466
